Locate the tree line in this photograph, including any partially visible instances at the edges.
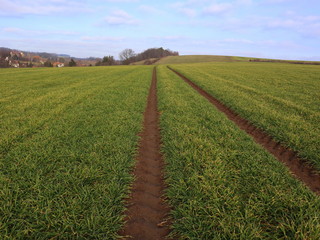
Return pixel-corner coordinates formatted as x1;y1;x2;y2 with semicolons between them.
118;47;179;65
96;47;179;66
0;47;179;68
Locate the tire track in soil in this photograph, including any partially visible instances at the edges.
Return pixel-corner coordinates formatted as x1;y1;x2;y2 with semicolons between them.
168;66;320;195
120;67;171;239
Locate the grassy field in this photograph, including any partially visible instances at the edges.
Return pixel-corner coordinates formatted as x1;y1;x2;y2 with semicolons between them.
169;62;320;170
156;55;250;65
157;65;320;239
130;58;159;65
129;55;320;65
1;62;319;239
0;66;152;239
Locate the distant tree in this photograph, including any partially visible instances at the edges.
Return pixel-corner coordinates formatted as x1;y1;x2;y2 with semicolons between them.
102;55;115;65
0;60;9;68
95;60;102;66
44;60;53;67
68;58;77;67
27;62;33;68
119;49;135;65
12;54;19;60
0;47;11;58
58;57;65;63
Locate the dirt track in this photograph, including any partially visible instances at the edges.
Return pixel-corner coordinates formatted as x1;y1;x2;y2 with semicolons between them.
168;66;320;195
120;67;170;239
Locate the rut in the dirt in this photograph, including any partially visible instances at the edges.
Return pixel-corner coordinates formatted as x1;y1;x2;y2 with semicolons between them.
121;67;170;239
168;66;320;195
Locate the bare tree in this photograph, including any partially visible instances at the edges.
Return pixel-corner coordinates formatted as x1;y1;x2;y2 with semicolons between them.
119;49;135;65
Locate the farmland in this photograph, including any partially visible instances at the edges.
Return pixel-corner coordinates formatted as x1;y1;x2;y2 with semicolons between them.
155;55;249;64
169;62;320;170
157;65;320;239
0;66;152;238
1;61;320;239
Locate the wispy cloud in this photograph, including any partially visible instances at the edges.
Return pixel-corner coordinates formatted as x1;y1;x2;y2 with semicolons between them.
2;27;79;36
138;5;163;15
179;8;197;17
264;14;320;37
104;0;139;2
170;0;203;17
103;10;139;26
81;36;125;41
263;0;292;3
203;3;233;15
172;0;252;17
0;0;91;16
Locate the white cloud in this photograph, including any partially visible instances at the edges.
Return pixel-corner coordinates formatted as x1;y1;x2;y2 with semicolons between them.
223;38;254;44
104;0;139;2
171;0;206;17
152;35;188;41
179;8;197;17
138;5;163;15
172;0;250;17
237;0;253;5
204;3;233;15
0;0;90;16
81;36;125;41
2;27;79;36
264;14;320;37
104;10;139;25
263;0;291;3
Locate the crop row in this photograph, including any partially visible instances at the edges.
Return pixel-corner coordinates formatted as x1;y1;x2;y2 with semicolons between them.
157;65;320;239
1;64;319;239
169;62;320;170
0;66;152;239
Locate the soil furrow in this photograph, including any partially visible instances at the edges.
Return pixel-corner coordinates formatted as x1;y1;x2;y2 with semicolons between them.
120;67;171;239
168;66;320;195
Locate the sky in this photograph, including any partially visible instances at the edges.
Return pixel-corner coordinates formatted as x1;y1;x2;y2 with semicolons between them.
0;0;320;60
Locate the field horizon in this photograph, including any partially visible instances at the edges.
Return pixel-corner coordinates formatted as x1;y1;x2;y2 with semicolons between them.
130;54;320;65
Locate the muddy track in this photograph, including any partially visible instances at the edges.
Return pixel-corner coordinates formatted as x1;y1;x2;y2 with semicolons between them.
120;67;171;239
168;66;320;195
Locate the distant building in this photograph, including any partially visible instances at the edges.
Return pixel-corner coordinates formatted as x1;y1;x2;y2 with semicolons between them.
32;56;41;62
10;60;19;68
53;62;64;67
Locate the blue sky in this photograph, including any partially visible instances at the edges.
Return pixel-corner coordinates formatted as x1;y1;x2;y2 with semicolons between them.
0;0;319;60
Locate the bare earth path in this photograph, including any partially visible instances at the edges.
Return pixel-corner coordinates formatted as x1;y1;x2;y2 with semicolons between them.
168;66;320;195
121;67;171;239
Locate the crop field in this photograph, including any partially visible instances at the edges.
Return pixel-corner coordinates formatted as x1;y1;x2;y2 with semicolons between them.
169;62;320;170
0;66;152;238
1;62;320;239
155;55;249;65
157;65;320;239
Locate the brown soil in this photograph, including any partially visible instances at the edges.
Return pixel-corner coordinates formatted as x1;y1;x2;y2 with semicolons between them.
120;67;171;239
168;66;320;195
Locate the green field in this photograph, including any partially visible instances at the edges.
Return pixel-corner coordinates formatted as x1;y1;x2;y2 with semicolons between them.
0;66;152;238
157;65;320;239
156;55;249;65
1;63;320;239
169;62;320;170
130;58;159;65
131;55;320;65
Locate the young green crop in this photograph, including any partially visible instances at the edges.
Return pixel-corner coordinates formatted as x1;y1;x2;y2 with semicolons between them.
156;55;246;65
157;65;320;239
0;66;152;239
169;62;320;170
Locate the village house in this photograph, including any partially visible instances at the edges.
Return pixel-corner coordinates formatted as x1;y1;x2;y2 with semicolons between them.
9;60;19;68
53;62;64;67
